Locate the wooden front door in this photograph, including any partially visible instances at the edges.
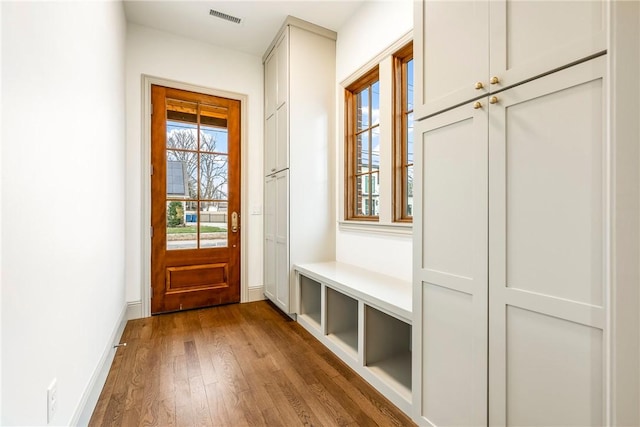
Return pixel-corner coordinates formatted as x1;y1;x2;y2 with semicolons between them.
151;85;241;314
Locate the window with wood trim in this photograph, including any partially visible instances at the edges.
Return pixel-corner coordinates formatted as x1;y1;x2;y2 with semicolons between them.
345;67;380;220
394;43;414;221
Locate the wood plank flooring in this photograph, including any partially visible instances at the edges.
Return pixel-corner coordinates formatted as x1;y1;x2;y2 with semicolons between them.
89;301;416;427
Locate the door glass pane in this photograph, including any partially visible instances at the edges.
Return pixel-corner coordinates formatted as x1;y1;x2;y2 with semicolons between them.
167;150;197;199
166;200;197;250
200;153;228;200
165;97;233;251
166;99;198;151
201;125;229;154
200;103;229;154
199;201;228;248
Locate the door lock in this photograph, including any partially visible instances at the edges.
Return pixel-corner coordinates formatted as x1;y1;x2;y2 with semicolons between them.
231;211;239;233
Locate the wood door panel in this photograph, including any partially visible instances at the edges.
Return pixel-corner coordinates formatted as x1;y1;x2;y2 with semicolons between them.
166;263;228;294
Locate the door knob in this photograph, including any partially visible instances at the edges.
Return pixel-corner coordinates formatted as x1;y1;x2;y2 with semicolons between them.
474;81;484;90
473;101;483;110
489;96;499;104
490;76;500;85
231;211;239;233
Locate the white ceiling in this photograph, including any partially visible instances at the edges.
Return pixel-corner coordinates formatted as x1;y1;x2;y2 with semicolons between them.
124;0;366;57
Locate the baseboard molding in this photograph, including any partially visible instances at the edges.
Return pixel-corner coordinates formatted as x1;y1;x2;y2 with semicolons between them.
71;302;128;426
126;300;143;320
248;286;265;302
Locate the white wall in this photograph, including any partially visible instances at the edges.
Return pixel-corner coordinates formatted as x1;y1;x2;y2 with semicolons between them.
635;7;640;420
336;0;413;83
335;0;413;281
125;24;264;306
1;1;127;425
0;2;3;422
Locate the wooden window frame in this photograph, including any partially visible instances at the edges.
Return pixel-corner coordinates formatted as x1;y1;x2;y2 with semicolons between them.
393;42;414;222
345;66;380;221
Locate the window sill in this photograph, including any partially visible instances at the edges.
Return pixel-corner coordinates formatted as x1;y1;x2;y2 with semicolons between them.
338;220;412;237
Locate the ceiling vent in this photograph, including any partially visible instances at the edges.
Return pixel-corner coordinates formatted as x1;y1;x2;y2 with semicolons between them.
209;9;242;24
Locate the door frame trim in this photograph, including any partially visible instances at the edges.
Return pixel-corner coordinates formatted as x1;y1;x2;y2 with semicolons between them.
141;75;249;317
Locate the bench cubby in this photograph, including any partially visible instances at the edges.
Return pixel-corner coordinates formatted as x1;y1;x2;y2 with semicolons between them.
298;274;322;330
294;261;412;416
364;305;412;400
326;287;359;358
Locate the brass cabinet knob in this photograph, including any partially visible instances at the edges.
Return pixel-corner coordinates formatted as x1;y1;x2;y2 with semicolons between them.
490;76;500;85
489;96;499;104
475;81;484;90
473;101;483;109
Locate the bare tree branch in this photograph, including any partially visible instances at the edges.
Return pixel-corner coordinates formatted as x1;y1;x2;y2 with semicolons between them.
166;128;228;202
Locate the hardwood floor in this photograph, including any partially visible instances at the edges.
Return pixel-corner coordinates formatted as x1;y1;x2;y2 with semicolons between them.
89;301;416;427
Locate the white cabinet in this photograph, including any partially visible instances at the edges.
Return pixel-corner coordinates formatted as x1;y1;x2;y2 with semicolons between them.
413;98;489;426
264;174;276;300
274;170;289;309
414;0;488;119
264;171;289;308
487;57;606;426
264;113;276;178
276;103;288;174
414;0;607;118
276;33;288;109
263;17;336;314
264;31;288;175
413;53;609;425
413;59;606;425
264;45;277;117
412;2;640;426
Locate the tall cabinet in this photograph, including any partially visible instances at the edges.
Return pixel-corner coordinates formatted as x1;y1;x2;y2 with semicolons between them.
263;17;336;314
412;1;640;426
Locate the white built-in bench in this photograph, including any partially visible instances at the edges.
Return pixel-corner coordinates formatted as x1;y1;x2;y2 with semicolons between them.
293;261;412;416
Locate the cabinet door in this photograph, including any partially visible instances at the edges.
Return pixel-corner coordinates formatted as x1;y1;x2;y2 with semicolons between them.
264;175;276;300
414;0;489;119
265;113;276;175
488;57;606;426
276;29;288;109
275;170;290;312
265;51;277;117
489;0;606;91
276;103;288;172
412;100;488;426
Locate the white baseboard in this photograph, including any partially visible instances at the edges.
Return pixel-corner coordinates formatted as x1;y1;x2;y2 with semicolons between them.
71;302;128;426
126;300;143;320
248;286;265;302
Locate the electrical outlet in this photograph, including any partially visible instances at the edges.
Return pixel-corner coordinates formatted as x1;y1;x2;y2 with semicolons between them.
47;378;57;424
